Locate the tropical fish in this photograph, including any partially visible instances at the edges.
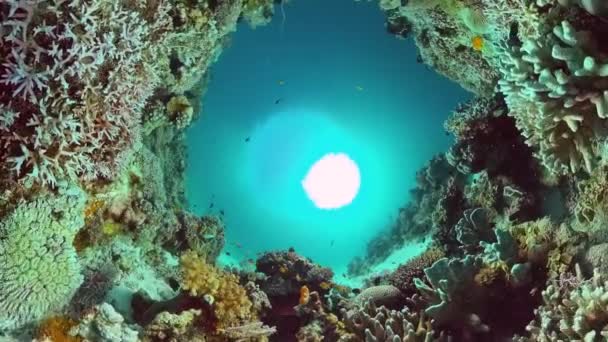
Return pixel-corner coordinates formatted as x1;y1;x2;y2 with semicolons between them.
202;234;215;240
319;281;332;290
472;35;484;51
299;285;310;305
245;136;250;142
275;98;282;104
355;85;364;91
278;80;285;85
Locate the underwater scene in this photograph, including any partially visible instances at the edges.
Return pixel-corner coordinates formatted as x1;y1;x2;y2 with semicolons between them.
2;0;608;341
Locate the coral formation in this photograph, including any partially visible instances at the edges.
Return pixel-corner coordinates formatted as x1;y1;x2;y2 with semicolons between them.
0;184;85;331
180;250;254;328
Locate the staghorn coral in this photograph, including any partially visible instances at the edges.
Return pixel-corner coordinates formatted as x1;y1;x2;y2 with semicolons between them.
0;183;85;331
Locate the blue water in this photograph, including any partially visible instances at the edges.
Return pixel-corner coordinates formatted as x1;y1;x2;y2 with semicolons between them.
186;0;470;272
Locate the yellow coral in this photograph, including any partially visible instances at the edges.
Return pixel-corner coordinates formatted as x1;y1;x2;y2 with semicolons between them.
180;250;221;296
83;199;105;222
180;251;253;328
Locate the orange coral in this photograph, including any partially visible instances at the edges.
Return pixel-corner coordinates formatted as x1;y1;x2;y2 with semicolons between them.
180;250;253;328
37;316;82;342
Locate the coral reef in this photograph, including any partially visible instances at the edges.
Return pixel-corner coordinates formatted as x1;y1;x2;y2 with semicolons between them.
2;0;608;341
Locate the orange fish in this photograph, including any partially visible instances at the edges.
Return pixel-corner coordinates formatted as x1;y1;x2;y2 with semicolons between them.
471;35;484;51
299;285;310;305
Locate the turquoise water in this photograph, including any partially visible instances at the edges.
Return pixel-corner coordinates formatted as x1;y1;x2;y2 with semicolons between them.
186;0;470;274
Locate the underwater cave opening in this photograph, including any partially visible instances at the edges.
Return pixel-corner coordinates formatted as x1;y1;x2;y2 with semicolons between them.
185;0;470;284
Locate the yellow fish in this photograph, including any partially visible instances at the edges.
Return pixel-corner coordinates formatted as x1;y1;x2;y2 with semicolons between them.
319;281;332;290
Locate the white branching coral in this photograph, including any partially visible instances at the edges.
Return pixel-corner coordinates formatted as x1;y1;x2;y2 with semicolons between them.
0;0;171;187
0;182;86;331
519;267;608;341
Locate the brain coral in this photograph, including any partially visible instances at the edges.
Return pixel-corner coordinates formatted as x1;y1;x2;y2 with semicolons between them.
0;183;86;331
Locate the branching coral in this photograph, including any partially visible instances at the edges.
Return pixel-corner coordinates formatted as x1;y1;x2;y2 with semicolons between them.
0;183;85;331
0;0;172;188
519;267;608;341
497;19;608;175
340;300;435;342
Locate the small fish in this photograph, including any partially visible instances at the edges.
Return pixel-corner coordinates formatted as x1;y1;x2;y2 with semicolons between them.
225;252;231;256
245;137;250;142
234;242;242;249
471;35;484;52
209;202;214;209
203;234;215;240
278;80;285;85
352;288;361;294
219;209;224;216
355;85;364;91
247;258;254;264
330;240;334;247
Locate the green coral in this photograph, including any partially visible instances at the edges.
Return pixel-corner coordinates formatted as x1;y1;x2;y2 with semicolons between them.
0;183;86;331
